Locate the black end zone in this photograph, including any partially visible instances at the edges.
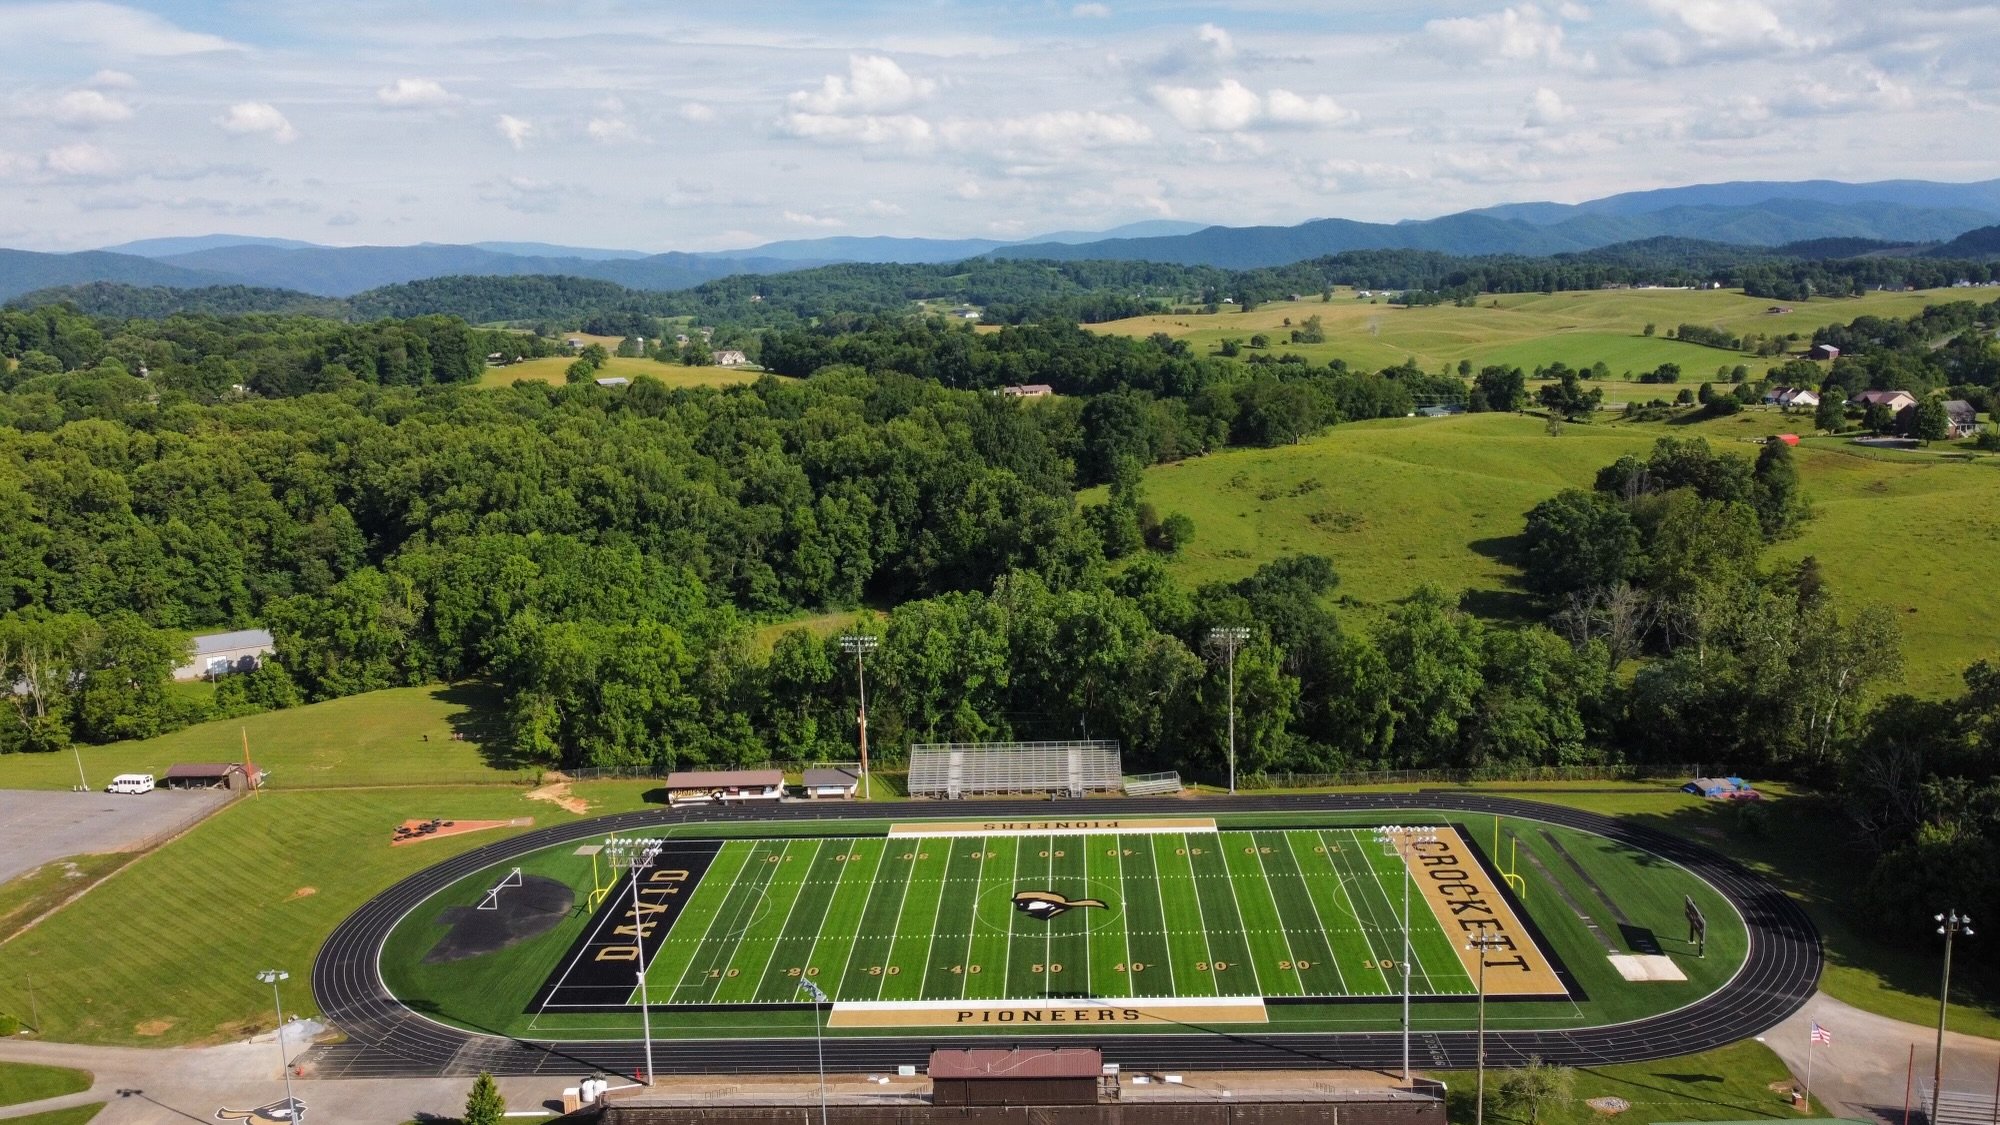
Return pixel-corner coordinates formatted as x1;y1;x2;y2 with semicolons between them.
530;840;721;1012
424;875;575;963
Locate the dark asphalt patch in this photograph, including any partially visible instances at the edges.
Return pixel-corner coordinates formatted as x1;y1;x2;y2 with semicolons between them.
423;874;575;963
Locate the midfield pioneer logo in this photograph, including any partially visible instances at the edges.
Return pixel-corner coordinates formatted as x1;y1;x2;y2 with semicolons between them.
1012;890;1107;919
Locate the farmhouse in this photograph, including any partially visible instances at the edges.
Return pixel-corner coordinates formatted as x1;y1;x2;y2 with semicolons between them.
662;768;783;807
1809;343;1841;361
1944;399;1983;438
1000;384;1054;398
1851;389;1917;415
171;629;274;682
1763;387;1819;408
711;349;749;367
161;762;264;791
799;766;859;799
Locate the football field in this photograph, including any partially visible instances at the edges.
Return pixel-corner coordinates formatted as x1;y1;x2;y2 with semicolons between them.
533;823;1555;1013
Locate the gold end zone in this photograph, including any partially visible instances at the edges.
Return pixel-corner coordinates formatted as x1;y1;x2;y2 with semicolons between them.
888;817;1217;837
827;996;1268;1028
1387;826;1569;997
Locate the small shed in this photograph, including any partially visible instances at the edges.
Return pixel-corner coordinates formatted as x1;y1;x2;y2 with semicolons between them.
594;377;630;388
800;766;859;800
1682;776;1758;801
929;1047;1102;1107
161;762;263;791
1809;344;1841;361
172;629;275;682
662;769;784;807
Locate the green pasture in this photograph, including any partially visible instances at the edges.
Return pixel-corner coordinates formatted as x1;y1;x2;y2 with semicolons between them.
0;852;134;946
0;786;651;1046
0;683;521;792
0;1061;92;1109
1089;287;1958;379
0;1108;103;1125
383;808;1745;1041
1114;410;2000;695
483;355;768;389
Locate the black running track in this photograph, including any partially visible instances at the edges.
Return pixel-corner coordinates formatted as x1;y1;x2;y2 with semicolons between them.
303;793;1819;1078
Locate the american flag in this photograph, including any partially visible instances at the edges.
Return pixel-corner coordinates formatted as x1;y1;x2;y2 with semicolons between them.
1810;1022;1832;1045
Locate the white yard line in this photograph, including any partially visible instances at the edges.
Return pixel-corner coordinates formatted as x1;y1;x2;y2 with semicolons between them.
913;843;962;1002
1315;829;1392;992
1001;838;1024;999
1247;833;1307;994
734;838;824;1002
834;838;897;991
1172;833;1222;992
1125;837;1175;996
1215;834;1273;997
791;837;869;989
1279;831;1348;994
668;841;775;1002
951;841;989;1001
1107;835;1136;998
870;842;924;1000
1355;829;1443;995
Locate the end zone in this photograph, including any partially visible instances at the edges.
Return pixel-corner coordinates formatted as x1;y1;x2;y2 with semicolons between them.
1386;825;1569;997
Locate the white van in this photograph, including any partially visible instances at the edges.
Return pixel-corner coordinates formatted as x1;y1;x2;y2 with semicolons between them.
107;774;155;795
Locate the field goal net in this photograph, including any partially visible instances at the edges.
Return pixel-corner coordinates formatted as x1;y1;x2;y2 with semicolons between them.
907;740;1122;799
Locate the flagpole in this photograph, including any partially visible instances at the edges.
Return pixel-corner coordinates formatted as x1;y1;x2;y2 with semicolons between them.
1805;1030;1814;1105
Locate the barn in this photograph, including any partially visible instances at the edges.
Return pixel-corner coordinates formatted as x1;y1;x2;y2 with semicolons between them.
161;762;264;791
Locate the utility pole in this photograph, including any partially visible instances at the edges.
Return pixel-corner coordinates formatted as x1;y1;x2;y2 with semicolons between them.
1206;627;1250;795
800;980;829;1125
1934;910;1973;1125
609;836;664;1086
1376;826;1438;1087
840;634;878;800
1468;933;1509;1125
254;970;297;1118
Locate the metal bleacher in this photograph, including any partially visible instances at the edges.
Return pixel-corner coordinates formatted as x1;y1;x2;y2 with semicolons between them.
907;741;1122;799
1121;771;1183;797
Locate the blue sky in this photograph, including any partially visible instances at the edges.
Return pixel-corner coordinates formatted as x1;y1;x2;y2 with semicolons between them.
0;0;1994;252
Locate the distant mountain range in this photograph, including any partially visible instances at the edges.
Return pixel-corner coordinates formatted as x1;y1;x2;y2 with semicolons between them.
4;179;1996;302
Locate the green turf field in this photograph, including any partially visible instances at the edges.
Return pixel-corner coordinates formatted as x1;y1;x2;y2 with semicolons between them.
0;1061;92;1109
622;828;1481;1006
384;809;1748;1041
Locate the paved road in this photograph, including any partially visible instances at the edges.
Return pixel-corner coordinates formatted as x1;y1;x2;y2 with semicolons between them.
304;792;1822;1078
1768;991;2000;1122
0;788;231;884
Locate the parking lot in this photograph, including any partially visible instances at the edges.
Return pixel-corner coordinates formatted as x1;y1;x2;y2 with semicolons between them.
0;788;233;884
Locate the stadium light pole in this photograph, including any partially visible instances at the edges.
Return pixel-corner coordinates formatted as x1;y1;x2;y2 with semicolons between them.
1468;933;1509;1125
800;979;829;1125
840;634;879;800
1377;826;1438;1088
254;969;297;1118
1933;910;1973;1125
608;836;663;1086
1206;627;1250;795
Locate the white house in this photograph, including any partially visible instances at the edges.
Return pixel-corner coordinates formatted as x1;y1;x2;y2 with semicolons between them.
172;629;275;682
594;376;630;388
712;349;749;367
1763;386;1820;409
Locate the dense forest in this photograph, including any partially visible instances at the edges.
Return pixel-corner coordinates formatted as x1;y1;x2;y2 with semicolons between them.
14;238;1999;332
2;279;1996;942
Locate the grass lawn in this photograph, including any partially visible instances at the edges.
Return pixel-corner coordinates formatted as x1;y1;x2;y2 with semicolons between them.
0;1061;92;1108
748;609;872;656
0;786;648;1046
1089;288;1958;381
0;853;135;946
1113;410;2000;695
0;682;523;792
482;355;769;389
0;1108;103;1125
1432;1040;1818;1125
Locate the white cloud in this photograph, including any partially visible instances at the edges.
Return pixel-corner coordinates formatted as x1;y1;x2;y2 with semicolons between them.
44;141;120;178
1776;68;1917;115
946;110;1153;152
216;102;297;143
1626;0;1816;66
88;70;137;89
479;176;564;214
788;56;935;115
1196;24;1236;61
782;210;844;228
864;199;905;217
781;111;934;150
0;2;240;56
587;117;636;142
1072;3;1111;17
1524;87;1574;127
23;89;135;128
377;78;460;109
680;102;716;123
1425;6;1594;69
1151;80;1355;132
496;114;533;149
1308;158;1422;192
